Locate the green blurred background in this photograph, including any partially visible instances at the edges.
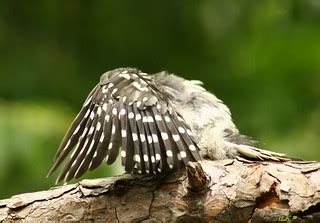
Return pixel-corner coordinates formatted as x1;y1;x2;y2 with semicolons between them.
0;1;319;199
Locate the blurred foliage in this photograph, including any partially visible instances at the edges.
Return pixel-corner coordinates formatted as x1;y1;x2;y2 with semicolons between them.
0;0;319;198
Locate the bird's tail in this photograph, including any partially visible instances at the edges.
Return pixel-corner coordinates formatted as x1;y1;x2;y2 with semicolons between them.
233;144;296;161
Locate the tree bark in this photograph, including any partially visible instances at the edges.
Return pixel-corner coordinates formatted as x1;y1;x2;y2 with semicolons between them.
1;159;320;222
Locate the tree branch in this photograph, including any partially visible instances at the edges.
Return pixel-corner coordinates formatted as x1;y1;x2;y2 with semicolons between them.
1;159;320;222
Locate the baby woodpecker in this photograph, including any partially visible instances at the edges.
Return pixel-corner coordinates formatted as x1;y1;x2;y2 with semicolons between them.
47;67;290;183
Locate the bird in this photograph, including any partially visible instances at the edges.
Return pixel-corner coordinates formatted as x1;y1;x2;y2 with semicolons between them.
47;67;290;183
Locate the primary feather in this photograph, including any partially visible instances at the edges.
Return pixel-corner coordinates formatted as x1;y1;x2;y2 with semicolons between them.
48;68;200;182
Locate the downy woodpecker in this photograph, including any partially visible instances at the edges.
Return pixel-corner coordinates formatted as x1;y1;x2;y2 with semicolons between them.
48;67;289;183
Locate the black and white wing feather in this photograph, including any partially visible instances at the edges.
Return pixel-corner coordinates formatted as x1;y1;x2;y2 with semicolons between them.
48;67;200;183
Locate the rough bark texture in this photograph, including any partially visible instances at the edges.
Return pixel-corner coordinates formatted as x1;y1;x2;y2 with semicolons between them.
1;159;320;222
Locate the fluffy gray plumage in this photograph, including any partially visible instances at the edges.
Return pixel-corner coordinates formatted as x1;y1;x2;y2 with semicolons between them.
48;67;289;183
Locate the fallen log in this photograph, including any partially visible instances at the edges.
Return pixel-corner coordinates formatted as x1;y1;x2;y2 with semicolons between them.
1;159;320;222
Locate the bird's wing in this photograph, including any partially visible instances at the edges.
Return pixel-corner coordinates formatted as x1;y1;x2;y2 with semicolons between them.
48;68;200;183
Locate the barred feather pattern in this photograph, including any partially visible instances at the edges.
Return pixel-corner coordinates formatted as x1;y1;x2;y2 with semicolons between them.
48;68;200;183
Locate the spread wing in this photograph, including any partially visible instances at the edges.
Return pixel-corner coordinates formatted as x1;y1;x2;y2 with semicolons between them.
48;67;200;183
